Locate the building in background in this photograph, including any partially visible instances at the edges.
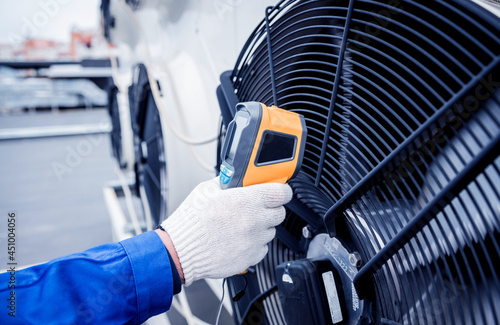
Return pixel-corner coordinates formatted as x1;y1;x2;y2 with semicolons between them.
0;28;108;62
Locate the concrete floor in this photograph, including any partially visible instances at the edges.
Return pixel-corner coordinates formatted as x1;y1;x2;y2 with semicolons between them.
0;109;115;265
0;109;233;324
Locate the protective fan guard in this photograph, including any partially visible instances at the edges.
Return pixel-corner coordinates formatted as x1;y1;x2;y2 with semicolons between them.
106;84;127;169
100;0;114;43
129;64;168;226
217;0;500;324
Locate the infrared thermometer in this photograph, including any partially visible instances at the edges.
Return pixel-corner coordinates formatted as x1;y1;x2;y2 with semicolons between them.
219;102;307;189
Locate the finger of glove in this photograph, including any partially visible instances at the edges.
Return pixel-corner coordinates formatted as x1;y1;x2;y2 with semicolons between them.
249;183;293;208
252;206;286;229
251;244;269;267
260;227;277;244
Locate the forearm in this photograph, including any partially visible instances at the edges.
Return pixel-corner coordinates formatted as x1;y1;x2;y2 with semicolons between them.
155;229;185;284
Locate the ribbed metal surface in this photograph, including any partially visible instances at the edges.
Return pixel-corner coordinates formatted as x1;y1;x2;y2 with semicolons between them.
223;0;500;323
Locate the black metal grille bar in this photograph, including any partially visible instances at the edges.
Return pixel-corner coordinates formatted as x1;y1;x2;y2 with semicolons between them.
316;0;356;185
265;6;279;106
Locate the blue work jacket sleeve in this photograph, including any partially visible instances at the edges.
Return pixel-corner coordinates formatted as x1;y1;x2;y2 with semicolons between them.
0;231;174;324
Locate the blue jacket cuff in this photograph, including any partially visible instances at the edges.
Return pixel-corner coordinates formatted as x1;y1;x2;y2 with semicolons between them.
120;231;173;323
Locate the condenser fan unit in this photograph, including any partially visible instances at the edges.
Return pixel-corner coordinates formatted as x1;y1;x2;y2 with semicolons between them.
106;83;127;169
100;0;114;43
217;0;500;324
129;63;167;226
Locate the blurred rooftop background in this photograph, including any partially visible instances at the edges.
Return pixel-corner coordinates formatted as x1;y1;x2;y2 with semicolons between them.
0;0;107;61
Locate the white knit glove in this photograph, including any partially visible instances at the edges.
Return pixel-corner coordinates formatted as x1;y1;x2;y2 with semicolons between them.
161;177;292;286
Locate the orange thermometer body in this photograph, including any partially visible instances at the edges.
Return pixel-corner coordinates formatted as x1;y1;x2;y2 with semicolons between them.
220;102;307;188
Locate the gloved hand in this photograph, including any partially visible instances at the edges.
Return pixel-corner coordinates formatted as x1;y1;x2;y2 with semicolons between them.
161;177;292;286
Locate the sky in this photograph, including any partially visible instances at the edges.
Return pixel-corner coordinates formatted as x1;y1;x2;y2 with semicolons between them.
0;0;101;45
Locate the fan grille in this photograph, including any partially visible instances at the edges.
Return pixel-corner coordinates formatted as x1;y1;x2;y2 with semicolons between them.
106;84;126;168
129;64;167;226
222;0;500;323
